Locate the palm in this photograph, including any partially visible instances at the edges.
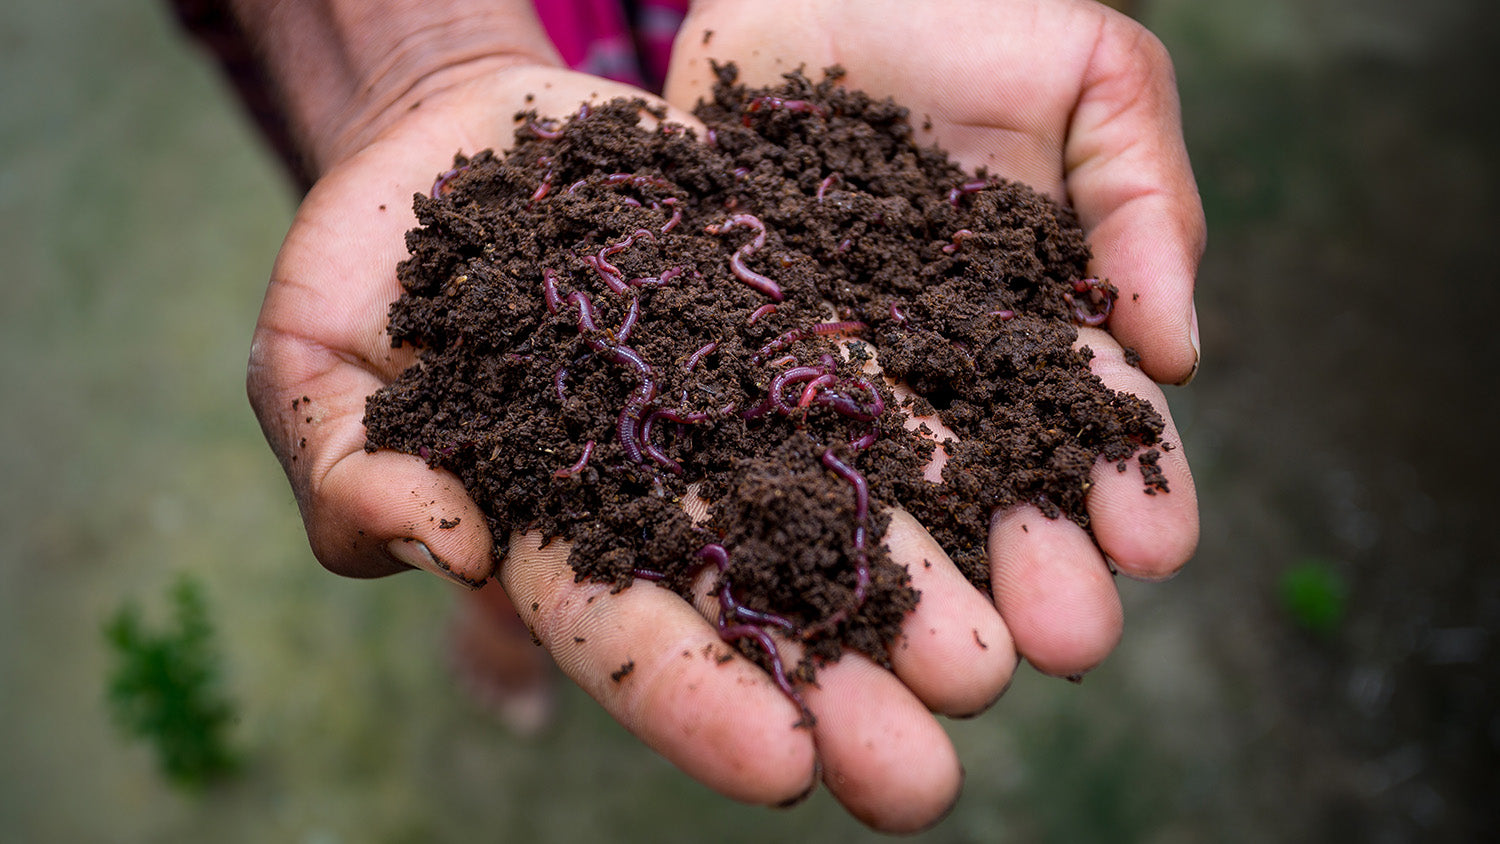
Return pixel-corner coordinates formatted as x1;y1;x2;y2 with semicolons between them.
248;66;702;581
665;0;1203;383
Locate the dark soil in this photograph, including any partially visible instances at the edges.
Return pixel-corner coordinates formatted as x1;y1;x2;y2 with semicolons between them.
363;66;1167;688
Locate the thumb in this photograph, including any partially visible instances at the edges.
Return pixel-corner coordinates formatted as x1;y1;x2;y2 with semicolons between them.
1063;17;1205;385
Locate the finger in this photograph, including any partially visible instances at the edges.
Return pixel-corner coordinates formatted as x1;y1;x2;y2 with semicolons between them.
502;531;818;806
683;559;961;832
884;509;1017;717
1076;327;1198;579
1063;17;1205;384
804;653;963;833
988;505;1123;678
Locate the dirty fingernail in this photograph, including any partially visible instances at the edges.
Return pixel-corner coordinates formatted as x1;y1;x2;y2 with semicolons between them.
386;538;482;589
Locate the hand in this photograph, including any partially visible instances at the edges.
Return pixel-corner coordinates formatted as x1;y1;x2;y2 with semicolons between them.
625;0;1202;829
246;0;1201;834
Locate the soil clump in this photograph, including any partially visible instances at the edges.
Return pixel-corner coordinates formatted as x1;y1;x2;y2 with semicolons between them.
363;66;1168;690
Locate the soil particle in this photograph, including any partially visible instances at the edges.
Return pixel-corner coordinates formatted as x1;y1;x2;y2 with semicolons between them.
611;660;636;682
363;66;1166;683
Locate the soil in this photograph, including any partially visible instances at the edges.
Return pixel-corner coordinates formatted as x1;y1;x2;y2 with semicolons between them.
363;66;1168;687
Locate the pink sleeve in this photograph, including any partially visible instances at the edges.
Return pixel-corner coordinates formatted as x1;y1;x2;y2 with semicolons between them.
533;0;689;93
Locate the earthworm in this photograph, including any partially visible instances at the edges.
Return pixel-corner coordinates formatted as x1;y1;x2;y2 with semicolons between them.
542;268;564;314
569;291;656;463
990;309;1016;321
747;304;778;325
889;302;907;325
633;567;665;582
616;295;641;343
597;229;656;282
603;173;673;190
743;96;827;126
942;229;975;253
553;440;595;478
815;377;885;422
582;254;628;294
530;166;555;202
947;178;990;206
527;120;563;140
850;430;879;451
799;448;872;639
707;214;783;301
638;405;725;475
697;544;808;721
430;164;469;199
685;341;719;372
628;265;687;288
767;365;831;414
1064;277;1114;326
658;198;682;233
816;173;840;202
553;366;569;403
752;320;868;364
797;373;837;409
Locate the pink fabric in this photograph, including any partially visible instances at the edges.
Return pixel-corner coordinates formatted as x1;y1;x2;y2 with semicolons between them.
534;0;689;93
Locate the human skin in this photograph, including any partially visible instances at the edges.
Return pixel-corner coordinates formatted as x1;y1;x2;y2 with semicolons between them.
239;0;1200;832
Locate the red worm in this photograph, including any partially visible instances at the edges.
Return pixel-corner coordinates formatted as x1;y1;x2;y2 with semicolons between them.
616;295;641;343
658;198;682;233
530;171;554;202
708;214;783;301
1064;277;1114;326
553;440;595;478
685;341;719;372
800;449;872;639
751;320;868;364
697;544;808;721
542;268;564;314
597;229;656;284
947;178;990;206
942;229;975;253
583;254;628;294
570;291;657;463
743;96;827;126
527;120;563;140
430;164;469;199
747;304;778;325
816;173;840;202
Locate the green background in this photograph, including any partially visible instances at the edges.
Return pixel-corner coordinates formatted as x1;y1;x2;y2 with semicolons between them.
2;0;1495;840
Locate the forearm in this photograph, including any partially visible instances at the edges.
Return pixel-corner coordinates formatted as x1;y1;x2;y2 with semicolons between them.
229;0;562;174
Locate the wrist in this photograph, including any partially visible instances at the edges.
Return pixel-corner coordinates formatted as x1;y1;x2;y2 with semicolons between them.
232;0;561;175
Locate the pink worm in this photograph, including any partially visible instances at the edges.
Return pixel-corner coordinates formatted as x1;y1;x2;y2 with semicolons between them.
708;214;783;301
552;440;595;478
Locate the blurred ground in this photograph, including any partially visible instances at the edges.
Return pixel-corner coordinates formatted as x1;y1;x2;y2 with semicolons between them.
1;0;1494;841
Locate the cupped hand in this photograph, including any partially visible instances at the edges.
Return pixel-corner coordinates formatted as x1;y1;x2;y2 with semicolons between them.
248;0;1204;830
637;0;1203;829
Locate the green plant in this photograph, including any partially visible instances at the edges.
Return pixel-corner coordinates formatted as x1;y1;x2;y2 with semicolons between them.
1278;558;1348;636
104;575;240;789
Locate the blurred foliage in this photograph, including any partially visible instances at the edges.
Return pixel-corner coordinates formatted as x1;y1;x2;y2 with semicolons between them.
104;575;241;789
1277;559;1348;636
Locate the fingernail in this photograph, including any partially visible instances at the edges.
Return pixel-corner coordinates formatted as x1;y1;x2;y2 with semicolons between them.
386;538;483;589
1175;303;1201;386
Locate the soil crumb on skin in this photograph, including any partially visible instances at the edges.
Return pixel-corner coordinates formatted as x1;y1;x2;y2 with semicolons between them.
363;65;1166;681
